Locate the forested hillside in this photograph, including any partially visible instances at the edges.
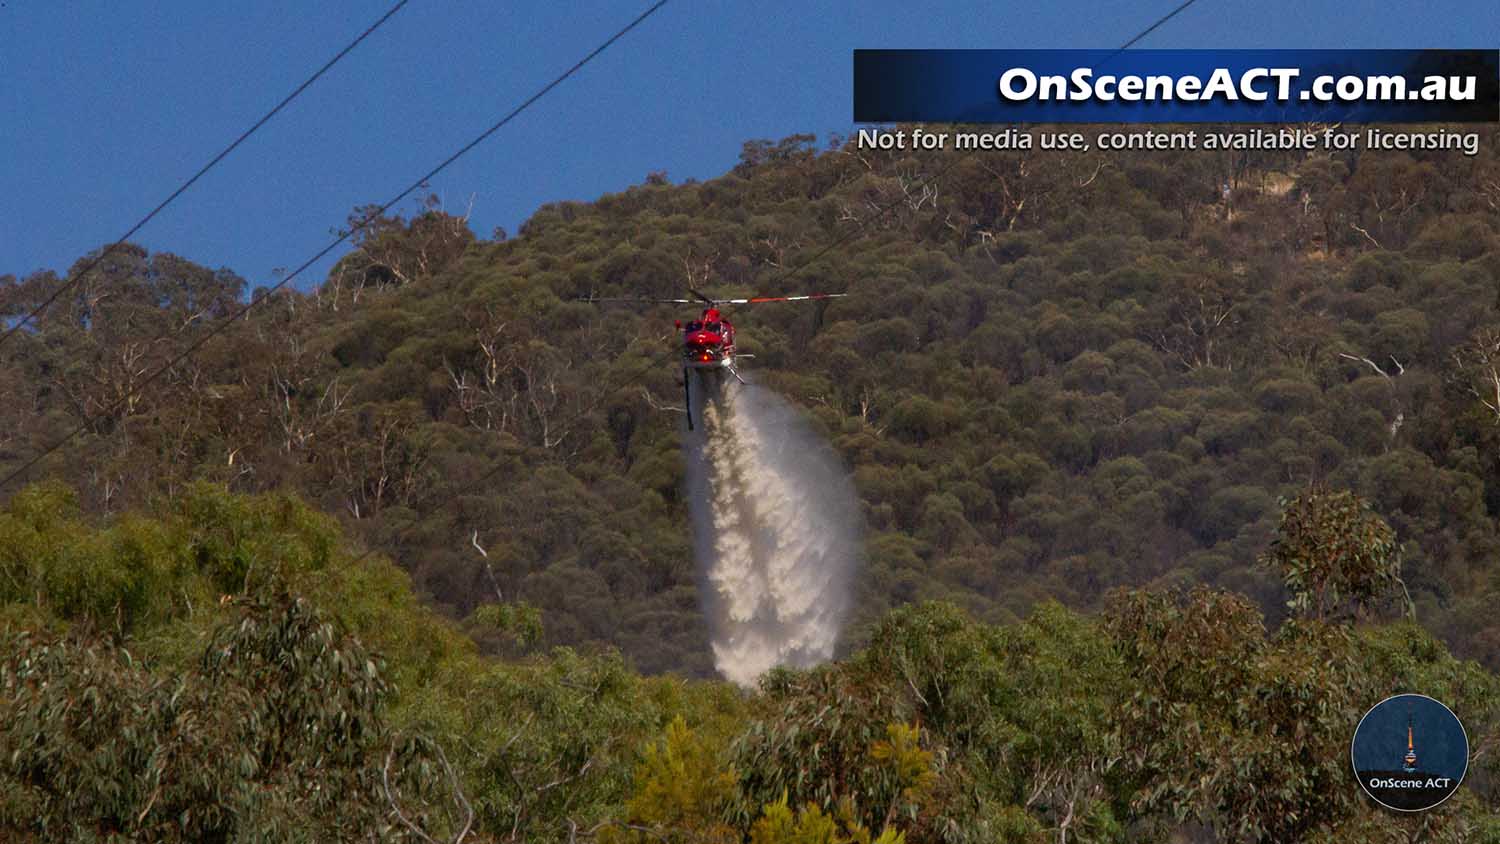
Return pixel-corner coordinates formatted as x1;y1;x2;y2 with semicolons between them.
3;126;1498;674
3;125;1500;841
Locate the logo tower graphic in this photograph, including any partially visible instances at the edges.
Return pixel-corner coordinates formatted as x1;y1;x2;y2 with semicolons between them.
1402;710;1418;773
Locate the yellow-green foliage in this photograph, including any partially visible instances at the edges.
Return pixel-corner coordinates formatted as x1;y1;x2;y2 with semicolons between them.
0;481;183;634
629;716;738;823
0;480;477;696
749;795;904;844
868;723;937;817
611;716;937;844
602;715;739;843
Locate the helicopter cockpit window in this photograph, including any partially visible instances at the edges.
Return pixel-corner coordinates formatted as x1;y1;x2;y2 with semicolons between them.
686;321;703;331
705;322;721;333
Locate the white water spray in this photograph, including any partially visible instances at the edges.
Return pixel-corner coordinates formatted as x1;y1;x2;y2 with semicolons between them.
683;376;862;687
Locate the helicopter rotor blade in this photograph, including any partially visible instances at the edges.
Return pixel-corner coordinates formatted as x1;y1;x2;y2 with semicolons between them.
578;296;699;305
579;291;850;307
713;293;850;305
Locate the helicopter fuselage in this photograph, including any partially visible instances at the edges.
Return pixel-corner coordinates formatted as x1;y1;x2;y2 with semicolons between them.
681;309;736;370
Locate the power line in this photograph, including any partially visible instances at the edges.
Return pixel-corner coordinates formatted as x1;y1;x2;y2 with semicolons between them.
1115;0;1202;53
0;0;412;353
0;0;672;495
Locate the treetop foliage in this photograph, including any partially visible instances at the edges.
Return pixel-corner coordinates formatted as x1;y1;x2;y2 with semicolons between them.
0;484;1497;841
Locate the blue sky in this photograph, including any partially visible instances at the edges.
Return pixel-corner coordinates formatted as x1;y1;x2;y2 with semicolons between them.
2;1;1496;290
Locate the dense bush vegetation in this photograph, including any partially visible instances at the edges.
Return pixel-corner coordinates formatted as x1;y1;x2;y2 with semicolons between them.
0;485;1496;841
2;125;1498;838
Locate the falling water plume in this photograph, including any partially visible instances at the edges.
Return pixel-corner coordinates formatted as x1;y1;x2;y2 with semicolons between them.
683;376;862;687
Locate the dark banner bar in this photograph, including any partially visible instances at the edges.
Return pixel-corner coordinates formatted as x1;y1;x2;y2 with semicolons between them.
853;49;1499;123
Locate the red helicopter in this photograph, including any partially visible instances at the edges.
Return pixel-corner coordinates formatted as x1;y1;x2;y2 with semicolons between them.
582;288;847;429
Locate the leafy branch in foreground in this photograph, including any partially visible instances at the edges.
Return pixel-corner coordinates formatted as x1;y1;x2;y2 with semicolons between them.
1261;486;1411;622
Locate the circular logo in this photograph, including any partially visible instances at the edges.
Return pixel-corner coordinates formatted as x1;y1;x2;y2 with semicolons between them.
1351;693;1468;812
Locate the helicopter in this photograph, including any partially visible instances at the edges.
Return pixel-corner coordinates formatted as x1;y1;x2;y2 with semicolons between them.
580;287;847;430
